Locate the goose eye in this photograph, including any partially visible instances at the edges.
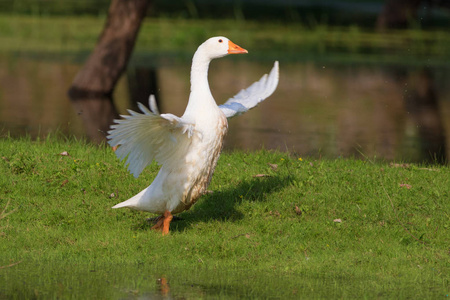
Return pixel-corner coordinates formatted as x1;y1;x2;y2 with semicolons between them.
218;39;223;43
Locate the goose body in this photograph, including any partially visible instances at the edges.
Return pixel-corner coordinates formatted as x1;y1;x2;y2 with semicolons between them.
108;37;279;234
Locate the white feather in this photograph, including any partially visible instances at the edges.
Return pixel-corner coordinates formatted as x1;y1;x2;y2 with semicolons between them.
107;98;194;178
219;61;279;118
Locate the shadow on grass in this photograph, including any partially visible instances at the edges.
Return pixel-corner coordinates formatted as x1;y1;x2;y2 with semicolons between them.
135;175;292;232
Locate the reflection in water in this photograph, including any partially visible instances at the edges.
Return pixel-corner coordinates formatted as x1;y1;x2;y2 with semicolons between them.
127;67;160;111
70;96;118;144
401;68;446;164
0;55;448;163
2;262;444;299
157;276;170;297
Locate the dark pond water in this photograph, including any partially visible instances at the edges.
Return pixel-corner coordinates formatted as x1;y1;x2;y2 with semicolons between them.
1;262;444;299
0;53;449;163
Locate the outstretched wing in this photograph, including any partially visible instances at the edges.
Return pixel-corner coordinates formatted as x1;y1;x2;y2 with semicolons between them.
107;96;195;178
219;61;279;118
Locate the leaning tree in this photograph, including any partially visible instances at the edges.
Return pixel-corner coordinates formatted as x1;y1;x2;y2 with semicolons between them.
68;0;150;144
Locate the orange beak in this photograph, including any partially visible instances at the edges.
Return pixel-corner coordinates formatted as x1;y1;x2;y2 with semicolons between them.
228;40;248;54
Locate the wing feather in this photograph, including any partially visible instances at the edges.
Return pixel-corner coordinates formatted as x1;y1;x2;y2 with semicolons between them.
107;97;194;178
219;61;279;118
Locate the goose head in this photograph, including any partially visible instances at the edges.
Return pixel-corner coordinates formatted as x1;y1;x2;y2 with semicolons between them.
187;36;248;112
196;36;248;60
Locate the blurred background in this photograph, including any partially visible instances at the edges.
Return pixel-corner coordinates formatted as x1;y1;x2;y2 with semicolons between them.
0;0;449;163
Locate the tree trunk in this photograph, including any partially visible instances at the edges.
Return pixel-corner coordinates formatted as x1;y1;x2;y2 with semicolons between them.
68;0;150;143
377;0;421;29
378;0;447;163
403;69;447;164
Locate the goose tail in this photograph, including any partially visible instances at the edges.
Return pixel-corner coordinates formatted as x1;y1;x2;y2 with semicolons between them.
112;189;146;209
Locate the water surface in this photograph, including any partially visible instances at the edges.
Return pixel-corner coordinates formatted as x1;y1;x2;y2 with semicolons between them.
1;262;444;299
0;54;449;163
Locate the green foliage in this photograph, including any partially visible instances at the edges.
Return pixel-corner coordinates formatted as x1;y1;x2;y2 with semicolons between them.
0;15;449;66
7;152;37;174
0;136;448;298
0;0;110;16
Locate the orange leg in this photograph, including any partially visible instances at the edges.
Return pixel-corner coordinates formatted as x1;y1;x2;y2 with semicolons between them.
151;210;173;235
162;210;173;236
151;216;164;232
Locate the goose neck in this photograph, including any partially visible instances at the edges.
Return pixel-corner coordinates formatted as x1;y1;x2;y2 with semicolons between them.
183;50;218;118
190;51;212;94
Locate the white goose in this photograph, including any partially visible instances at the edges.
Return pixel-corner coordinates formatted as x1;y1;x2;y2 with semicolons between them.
108;37;279;235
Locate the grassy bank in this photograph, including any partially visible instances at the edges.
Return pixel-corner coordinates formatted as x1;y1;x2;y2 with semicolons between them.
0;15;449;65
0;136;449;298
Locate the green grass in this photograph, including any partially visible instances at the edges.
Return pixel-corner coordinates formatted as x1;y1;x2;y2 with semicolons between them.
0;136;449;298
0;15;449;66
